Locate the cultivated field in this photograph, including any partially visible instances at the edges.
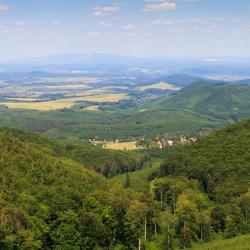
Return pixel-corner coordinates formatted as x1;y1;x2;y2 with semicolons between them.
44;84;91;90
92;141;139;151
36;77;102;84
1;93;129;110
137;82;181;91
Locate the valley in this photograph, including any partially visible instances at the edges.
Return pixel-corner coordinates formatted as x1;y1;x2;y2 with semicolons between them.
1;56;250;250
1;0;250;248
2;68;249;144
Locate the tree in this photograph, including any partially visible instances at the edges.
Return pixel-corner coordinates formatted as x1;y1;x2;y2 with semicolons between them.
239;189;250;233
160;209;174;250
124;201;148;248
176;194;198;249
124;173;131;189
51;211;81;250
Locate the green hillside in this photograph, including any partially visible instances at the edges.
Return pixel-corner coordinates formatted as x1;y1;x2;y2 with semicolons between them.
160;119;250;202
110;159;162;192
1;120;250;249
149;119;250;248
0;129;156;249
157;82;250;121
1;82;250;141
0;127;145;177
191;234;250;250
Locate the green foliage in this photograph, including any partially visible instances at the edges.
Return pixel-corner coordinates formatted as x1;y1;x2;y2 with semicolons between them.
0;127;145;177
1;117;250;249
124;173;131;189
157;81;250;121
0;129;149;249
157;119;250;247
160;119;250;202
191;234;250;250
111;159;162;192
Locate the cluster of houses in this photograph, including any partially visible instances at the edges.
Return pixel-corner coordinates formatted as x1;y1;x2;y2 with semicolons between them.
154;134;198;149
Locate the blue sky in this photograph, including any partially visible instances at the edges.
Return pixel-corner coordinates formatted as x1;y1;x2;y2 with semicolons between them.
0;0;250;60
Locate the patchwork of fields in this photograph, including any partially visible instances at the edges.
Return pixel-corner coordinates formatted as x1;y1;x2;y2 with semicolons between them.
1;94;129;110
0;76;171;111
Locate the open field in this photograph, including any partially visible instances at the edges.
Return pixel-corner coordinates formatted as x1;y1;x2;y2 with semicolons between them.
6;97;44;102
92;140;139;150
1;93;129;110
191;234;250;250
45;84;91;90
65;89;108;97
137;82;182;91
82;105;99;111
110;159;162;191
36;77;102;84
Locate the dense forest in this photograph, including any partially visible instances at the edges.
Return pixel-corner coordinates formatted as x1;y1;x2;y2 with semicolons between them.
0;120;250;249
0;129;151;249
0;127;145;177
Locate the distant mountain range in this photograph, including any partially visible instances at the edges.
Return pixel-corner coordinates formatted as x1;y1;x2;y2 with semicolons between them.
1;53;250;80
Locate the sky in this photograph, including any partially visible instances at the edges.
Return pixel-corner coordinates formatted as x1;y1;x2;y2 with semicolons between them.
0;0;250;60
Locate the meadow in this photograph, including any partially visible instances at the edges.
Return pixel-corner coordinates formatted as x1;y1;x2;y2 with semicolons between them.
136;82;182;91
1;93;129;110
111;159;162;191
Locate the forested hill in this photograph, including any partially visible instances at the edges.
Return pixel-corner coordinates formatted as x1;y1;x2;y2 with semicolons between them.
156;81;250;121
144;119;250;249
0;127;145;177
0;129;150;249
160;119;250;202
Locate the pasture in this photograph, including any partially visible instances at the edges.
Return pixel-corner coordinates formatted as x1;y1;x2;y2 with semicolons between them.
0;93;129;110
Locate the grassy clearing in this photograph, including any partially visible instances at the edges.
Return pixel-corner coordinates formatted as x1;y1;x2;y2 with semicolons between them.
137;82;181;91
6;97;43;102
92;141;138;151
191;234;250;250
45;84;91;90
65;89;107;97
82;105;100;111
36;77;101;84
110;159;162;192
1;94;129;111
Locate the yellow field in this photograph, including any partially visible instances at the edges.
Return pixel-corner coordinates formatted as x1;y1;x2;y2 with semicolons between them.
6;97;43;102
137;82;181;91
82;105;99;111
92;141;139;151
45;84;91;90
36;77;102;84
66;89;107;97
79;94;129;103
1;94;129;111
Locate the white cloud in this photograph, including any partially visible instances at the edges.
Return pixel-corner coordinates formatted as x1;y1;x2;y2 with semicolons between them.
0;25;9;33
14;21;25;26
152;19;174;25
182;0;199;2
92;6;120;16
125;32;136;37
87;31;113;37
122;24;136;30
143;1;176;12
87;31;102;37
0;4;10;11
99;21;113;28
52;21;61;27
202;58;220;62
